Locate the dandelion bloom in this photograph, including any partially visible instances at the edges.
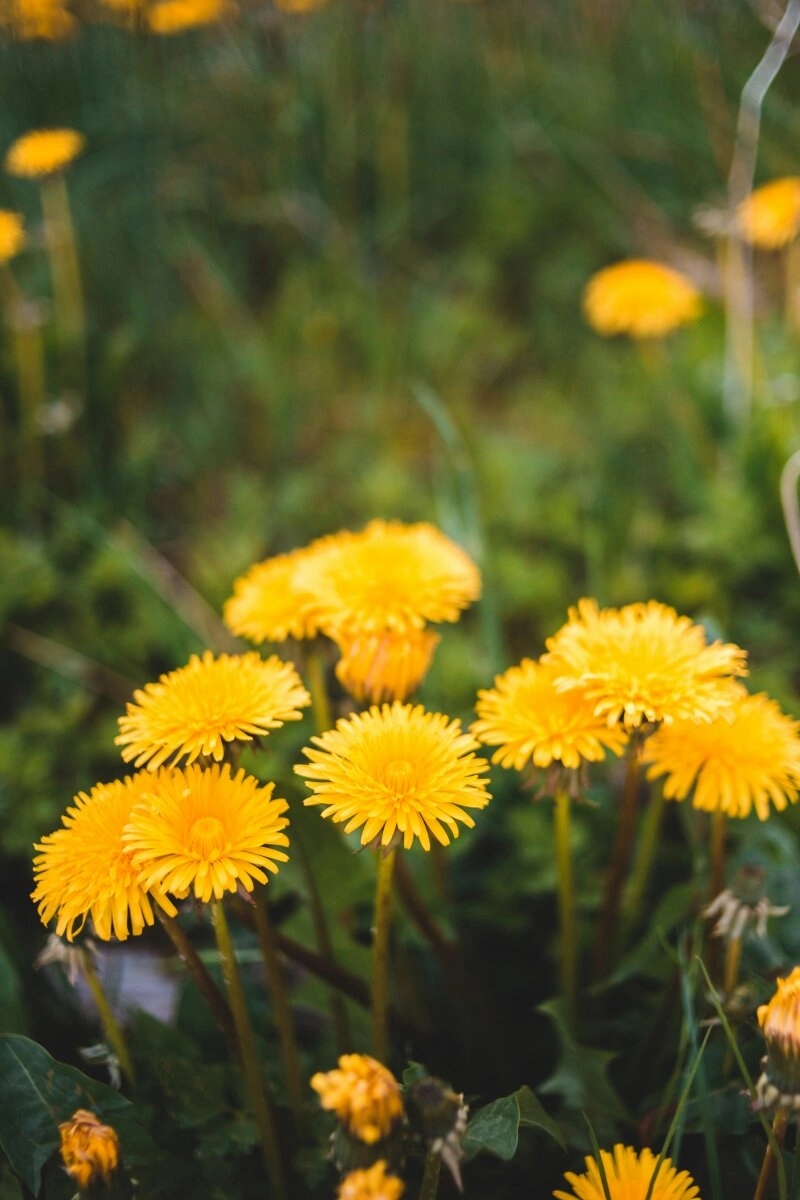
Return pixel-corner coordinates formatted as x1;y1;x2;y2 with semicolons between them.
333;626;440;704
223;546;326;644
59;1110;120;1191
311;1055;404;1145
32;774;177;942
473;657;629;771
147;0;229;33
338;1162;405;1200
297;703;490;852
583;259;702;339
5;128;85;178
115;650;310;770
0;210;25;263
756;967;800;1110
544;598;747;730
739;177;800;249
123;763;289;903
275;0;330;11
643;692;800;821
3;0;76;39
554;1144;699;1200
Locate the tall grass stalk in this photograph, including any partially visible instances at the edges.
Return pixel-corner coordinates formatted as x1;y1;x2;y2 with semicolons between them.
81;953;135;1087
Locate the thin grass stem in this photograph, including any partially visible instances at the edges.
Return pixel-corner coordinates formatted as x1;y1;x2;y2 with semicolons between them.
156;910;237;1049
594;739;641;983
82;953;135;1087
371;845;397;1064
621;782;665;944
252;889;305;1128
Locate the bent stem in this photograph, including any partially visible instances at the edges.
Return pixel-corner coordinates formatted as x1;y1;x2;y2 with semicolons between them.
553;787;577;1030
594;739;642;983
156;910;236;1049
754;1109;789;1200
82;953;135;1087
211;900;287;1200
372;845;398;1064
253;889;305;1128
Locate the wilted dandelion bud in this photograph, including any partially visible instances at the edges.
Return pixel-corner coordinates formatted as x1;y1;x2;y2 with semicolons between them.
338;1160;405;1200
312;1055;405;1173
405;1076;468;1190
756;968;800;1112
705;865;789;942
58;1109;120;1191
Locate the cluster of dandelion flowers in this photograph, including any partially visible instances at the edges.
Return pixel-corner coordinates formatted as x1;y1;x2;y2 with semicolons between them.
739;177;800;250
311;1055;404;1145
544;598;747;730
756;967;800;1110
115;649;310;770
554;1144;700;1200
32;773;177;942
0;209;25;263
59;1110;121;1191
583;258;702;339
296;703;490;852
123;763;289;903
473;657;629;772
5;128;85;178
223;544;329;644
643;692;800;821
338;1162;404;1200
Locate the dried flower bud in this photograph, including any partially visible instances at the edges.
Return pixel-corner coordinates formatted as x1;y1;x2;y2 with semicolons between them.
59;1109;120;1191
405;1077;468;1190
756;967;800;1111
705;866;789;942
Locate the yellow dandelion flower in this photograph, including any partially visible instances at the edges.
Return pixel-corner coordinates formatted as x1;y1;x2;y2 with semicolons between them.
756;967;800;1110
554;1144;700;1200
4;0;76;39
223;545;326;644
311;1055;404;1145
146;0;230;33
296;702;490;852
333;626;440;704
5;128;85;178
294;519;481;637
473;657;629;771
338;1161;405;1200
115;650;310;771
123;763;289;903
59;1110;120;1191
739;177;800;250
544;598;747;730
32;774;177;942
583;259;702;339
0;210;25;263
643;693;800;821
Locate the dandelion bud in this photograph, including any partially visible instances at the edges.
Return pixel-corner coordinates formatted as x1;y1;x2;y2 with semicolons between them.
405;1076;468;1190
58;1109;120;1191
756;968;800;1111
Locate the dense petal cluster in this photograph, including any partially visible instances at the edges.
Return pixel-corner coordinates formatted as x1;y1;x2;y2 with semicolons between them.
0;210;25;263
147;0;229;34
223;545;327;643
583;259;702;339
643;693;800;820
59;1110;120;1191
123;763;289;903
554;1144;700;1200
32;774;177;942
739;178;800;249
5;128;85;177
544;598;747;730
333;627;440;705
311;1055;404;1145
757;967;800;1110
338;1162;405;1200
473;657;628;770
115;649;310;769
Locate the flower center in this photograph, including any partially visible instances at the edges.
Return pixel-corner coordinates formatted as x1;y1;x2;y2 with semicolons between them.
385;759;415;796
188;816;226;860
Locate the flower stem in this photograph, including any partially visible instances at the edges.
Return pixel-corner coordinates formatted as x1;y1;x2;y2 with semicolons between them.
41;173;86;353
553;787;577;1030
306;645;332;734
156;910;237;1049
594;739;642;983
754;1109;789;1200
372;845;398;1064
81;953;135;1087
620;782;665;945
710;811;728;900
212;900;287;1200
418;1151;441;1200
295;833;352;1054
724;936;743;997
252;889;305;1128
3;266;45;522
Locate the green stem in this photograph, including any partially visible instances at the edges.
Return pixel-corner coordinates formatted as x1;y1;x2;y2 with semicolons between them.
3;267;45;522
710;811;727;901
41;173;86;351
211;900;287;1200
754;1109;789;1200
594;740;642;983
621;782;666;942
156;910;237;1049
252;889;305;1128
418;1151;441;1200
306;645;332;734
553;787;577;1030
82;954;135;1087
371;845;397;1064
295;833;352;1054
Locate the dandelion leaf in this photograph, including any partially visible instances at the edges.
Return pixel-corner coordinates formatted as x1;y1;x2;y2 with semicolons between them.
463;1085;565;1161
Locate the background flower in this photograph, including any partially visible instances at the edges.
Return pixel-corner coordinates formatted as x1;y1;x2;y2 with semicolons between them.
5;128;85;177
582;259;702;338
739;177;800;249
311;1055;404;1145
554;1144;699;1200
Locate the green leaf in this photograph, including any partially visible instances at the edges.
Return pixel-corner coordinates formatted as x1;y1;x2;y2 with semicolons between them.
463;1086;565;1161
537;999;629;1135
516;1085;566;1150
402;1062;430;1087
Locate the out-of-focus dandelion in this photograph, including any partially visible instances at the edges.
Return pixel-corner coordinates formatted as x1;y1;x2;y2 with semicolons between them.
0;210;25;262
332;626;440;706
739;177;800;249
583;259;702;339
0;0;76;38
274;0;331;11
554;1144;700;1200
59;1110;120;1192
311;1055;404;1146
338;1162;405;1200
5;128;84;178
147;0;230;34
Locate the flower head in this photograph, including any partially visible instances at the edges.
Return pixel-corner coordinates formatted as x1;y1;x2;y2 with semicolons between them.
32;774;177;942
123;763;289;903
739;177;800;249
296;702;490;852
5;0;76;38
5;128;85;178
583;259;702;339
643;693;800;820
544;598;747;730
223;546;326;644
473;657;628;771
338;1162;405;1200
333;626;440;704
554;1144;700;1200
146;0;229;33
59;1110;120;1191
115;650;310;770
0;210;25;263
757;967;800;1111
311;1055;404;1145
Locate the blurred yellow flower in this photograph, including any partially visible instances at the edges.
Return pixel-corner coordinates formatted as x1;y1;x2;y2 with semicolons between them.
147;0;229;33
274;0;330;10
643;692;800;820
223;545;326;644
739;177;800;249
311;1055;404;1145
756;966;800;1110
115;650;310;770
5;128;85;178
583;259;702;339
473;657;628;771
338;1162;404;1200
333;626;440;704
3;0;76;39
124;763;289;903
59;1110;120;1191
554;1144;699;1200
296;702;490;851
544;598;747;730
32;774;177;942
0;210;25;263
